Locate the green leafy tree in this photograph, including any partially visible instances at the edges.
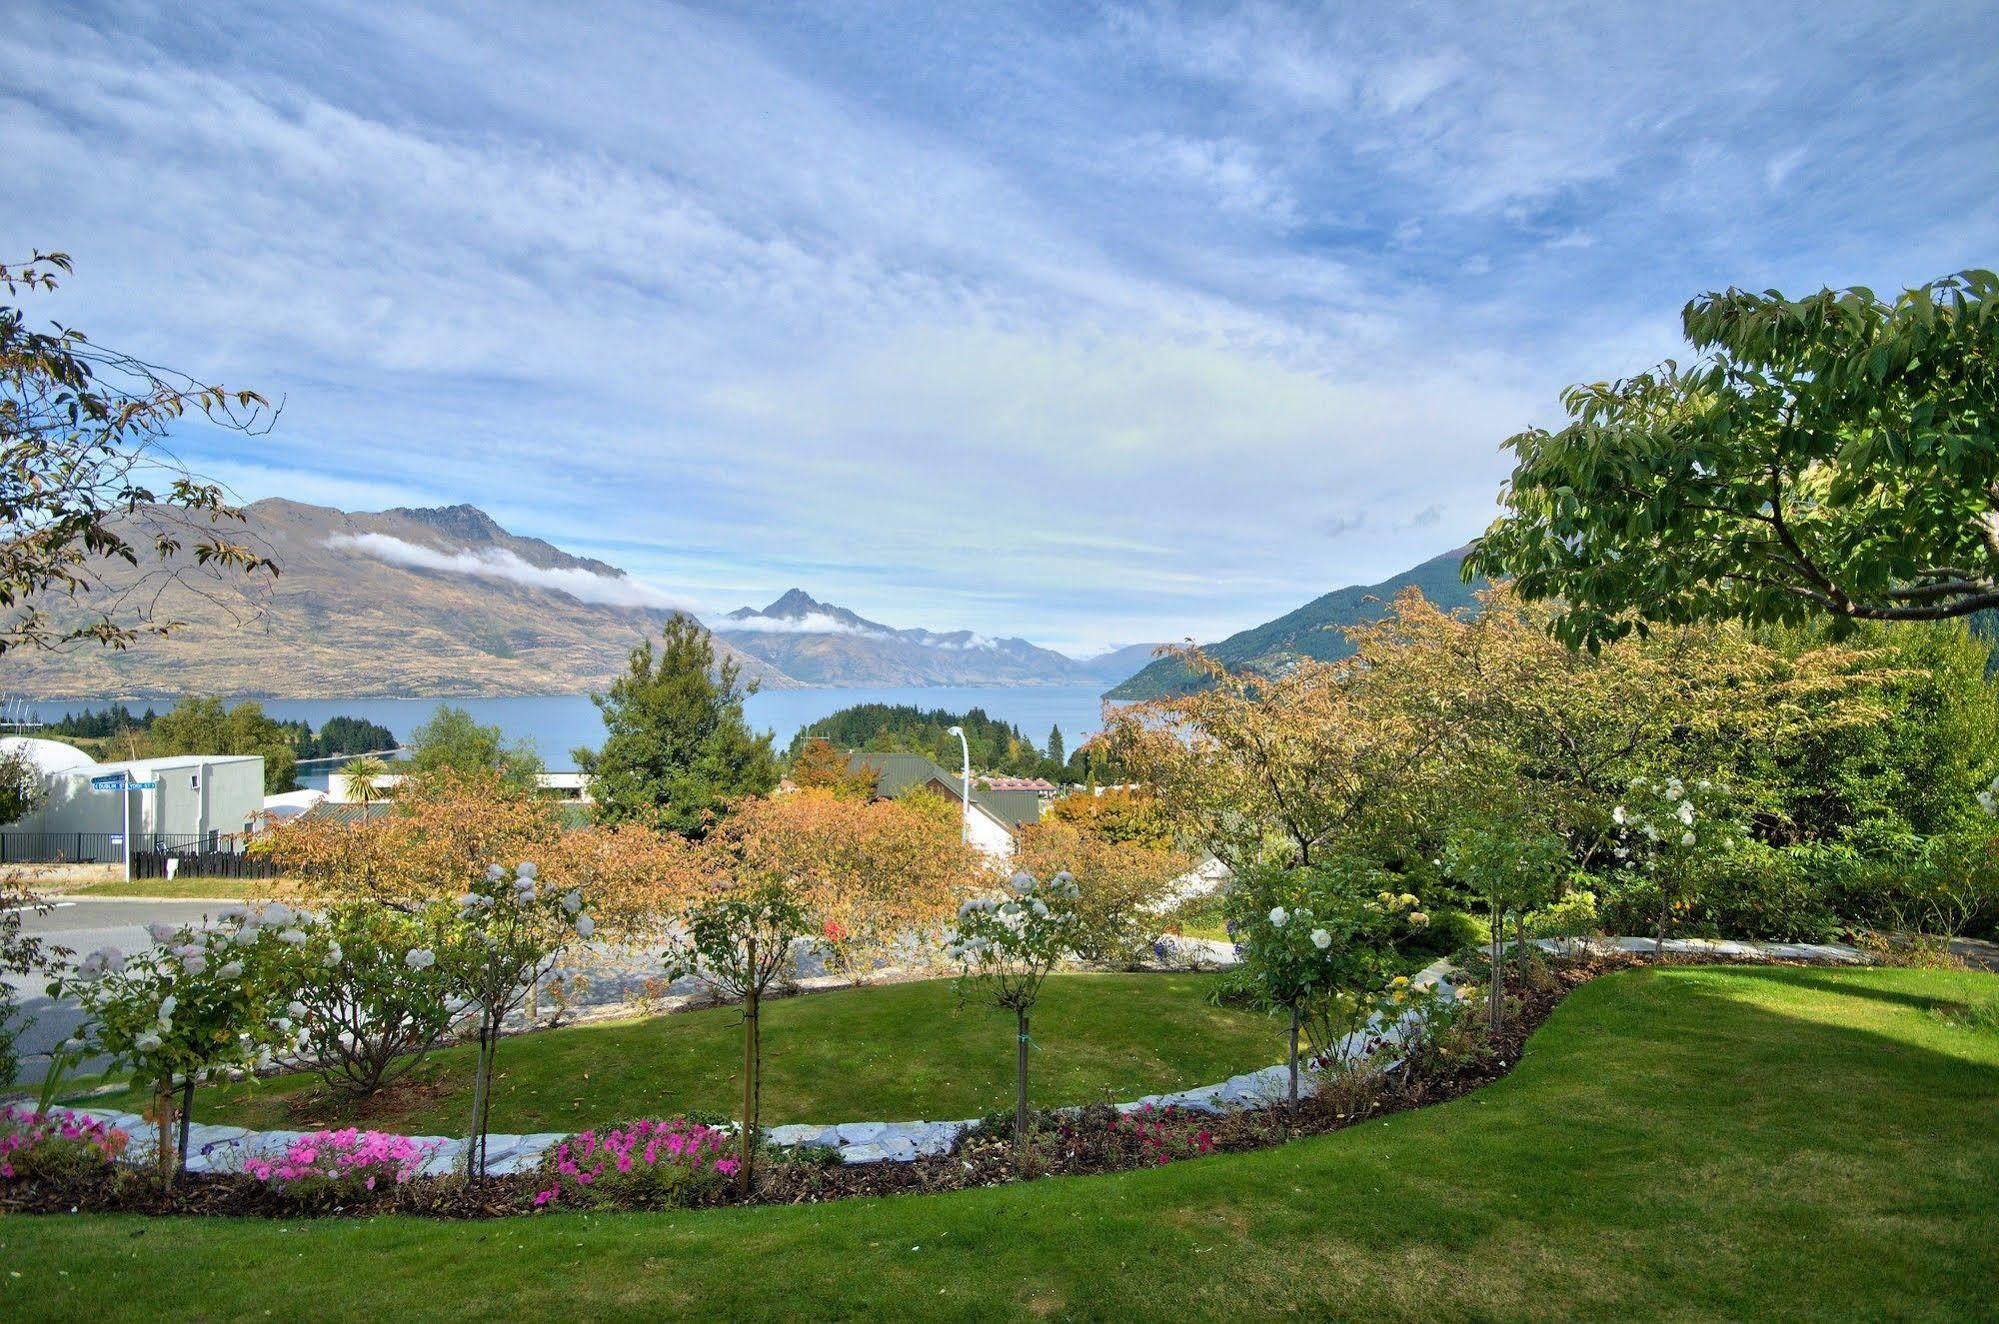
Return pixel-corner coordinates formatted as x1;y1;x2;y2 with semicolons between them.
145;696;298;793
406;704;542;791
578;615;778;836
1;250;277;655
1442;806;1568;1032
1610;774;1739;958
1467;269;1999;647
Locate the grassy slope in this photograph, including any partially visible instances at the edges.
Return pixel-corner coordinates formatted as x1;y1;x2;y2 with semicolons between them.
8;965;1996;1321
87;973;1281;1133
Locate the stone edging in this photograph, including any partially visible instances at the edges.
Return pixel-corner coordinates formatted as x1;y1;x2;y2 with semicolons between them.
58;935;1868;1175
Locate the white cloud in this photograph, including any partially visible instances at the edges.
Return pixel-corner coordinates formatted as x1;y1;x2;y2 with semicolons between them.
713;613;882;636
327;533;692;611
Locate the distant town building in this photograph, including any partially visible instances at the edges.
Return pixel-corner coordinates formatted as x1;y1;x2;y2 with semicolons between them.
0;736;265;855
845;752;1043;860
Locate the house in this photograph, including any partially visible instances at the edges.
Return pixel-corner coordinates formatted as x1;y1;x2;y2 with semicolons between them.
844;752;1043;860
0;736;265;858
325;769;593;803
978;775;1060;799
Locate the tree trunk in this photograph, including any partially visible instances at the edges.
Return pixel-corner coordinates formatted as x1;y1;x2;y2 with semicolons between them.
176;1076;195;1170
1014;1007;1031;1171
463;1019;493;1179
1489;903;1505;1035
739;985;759;1195
1514;912;1530;981
1287;1003;1301;1108
1656;897;1669;962
153;1078;175;1183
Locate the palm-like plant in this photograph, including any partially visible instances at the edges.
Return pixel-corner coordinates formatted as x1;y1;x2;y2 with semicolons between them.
342;754;394;806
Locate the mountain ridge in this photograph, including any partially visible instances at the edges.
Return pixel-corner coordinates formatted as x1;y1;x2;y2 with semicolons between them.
1106;546;1483;700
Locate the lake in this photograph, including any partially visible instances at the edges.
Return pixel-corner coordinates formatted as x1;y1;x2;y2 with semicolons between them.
13;686;1117;785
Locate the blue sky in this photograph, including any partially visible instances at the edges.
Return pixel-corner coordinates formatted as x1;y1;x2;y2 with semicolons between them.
7;1;1996;654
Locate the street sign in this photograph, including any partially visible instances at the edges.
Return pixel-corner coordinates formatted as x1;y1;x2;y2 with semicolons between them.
89;774;157;792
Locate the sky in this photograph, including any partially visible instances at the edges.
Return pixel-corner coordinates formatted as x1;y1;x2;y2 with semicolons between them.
6;1;1997;655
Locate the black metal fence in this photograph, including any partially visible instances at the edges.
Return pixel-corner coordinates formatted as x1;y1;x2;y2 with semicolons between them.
132;848;281;880
0;831;232;865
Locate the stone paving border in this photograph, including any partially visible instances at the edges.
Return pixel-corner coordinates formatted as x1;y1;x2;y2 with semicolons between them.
61;936;1869;1175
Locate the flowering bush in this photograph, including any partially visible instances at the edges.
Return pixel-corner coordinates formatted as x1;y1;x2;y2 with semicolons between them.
0;1104;128;1182
530;1118;740;1209
445;860;593;1177
272;900;466;1098
951;869;1081;1168
1227;859;1425;1103
238;1128;440;1199
1611;774;1738;954
49;904;294;1176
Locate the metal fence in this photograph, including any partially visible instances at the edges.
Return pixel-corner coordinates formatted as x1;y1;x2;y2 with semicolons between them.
132;848;281;880
0;831;233;865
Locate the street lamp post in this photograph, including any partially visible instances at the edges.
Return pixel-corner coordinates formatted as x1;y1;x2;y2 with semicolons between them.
946;725;972;845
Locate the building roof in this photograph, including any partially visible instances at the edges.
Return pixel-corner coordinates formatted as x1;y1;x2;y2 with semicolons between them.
79;753;264;776
296;800;396;827
0;736;97;776
980;776;1057;792
845;752;1044;831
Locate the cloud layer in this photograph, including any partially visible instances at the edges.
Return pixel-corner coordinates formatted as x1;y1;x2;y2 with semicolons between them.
328;533;691;612
9;2;1995;653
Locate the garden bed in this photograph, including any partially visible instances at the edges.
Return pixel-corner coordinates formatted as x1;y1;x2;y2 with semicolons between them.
6;948;1644;1219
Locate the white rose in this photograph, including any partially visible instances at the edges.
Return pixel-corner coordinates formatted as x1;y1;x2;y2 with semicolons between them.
216;960;244;981
135;1032;163;1053
562;890;583;915
405;947;437;970
262;903;294;927
1681;831;1696;846
516;861;538;880
279;928;309;946
287;1000;308;1018
574;915;595;939
1269;906;1288;928
1310;928;1331;950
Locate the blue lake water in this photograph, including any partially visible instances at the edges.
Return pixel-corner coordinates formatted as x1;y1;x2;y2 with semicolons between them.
13;686;1116;785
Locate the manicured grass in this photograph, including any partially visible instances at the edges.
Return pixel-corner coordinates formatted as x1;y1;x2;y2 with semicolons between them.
87;972;1283;1133
57;876;285;901
9;966;1996;1320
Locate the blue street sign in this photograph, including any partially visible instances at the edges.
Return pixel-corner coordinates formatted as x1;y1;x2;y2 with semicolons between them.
89;773;127;792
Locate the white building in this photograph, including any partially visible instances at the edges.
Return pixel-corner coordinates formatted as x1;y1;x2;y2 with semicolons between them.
1;736;265;854
326;769;592;804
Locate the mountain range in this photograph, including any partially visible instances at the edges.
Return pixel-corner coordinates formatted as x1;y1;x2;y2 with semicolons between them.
717;589;1164;688
1106;547;1482;700
2;500;1167;698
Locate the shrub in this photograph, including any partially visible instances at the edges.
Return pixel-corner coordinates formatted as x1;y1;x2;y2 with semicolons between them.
531;1119;739;1209
238;1128;439;1198
0;1105;128;1182
1054;1103;1214;1169
275;900;465;1098
51;906;294;1177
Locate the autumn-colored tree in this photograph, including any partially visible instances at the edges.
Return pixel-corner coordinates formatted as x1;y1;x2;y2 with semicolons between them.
1105;644;1440;873
1044;787;1176;849
543;821;710;942
261;768;562;908
718;791;980;978
1011;821;1190;965
787;737;877;800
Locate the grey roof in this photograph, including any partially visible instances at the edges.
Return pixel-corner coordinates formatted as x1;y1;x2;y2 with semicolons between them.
297;801;396;826
845;752;1043;831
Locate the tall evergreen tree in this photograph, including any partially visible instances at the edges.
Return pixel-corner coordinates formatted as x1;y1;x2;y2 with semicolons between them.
1047;724;1064;766
576;615;779;836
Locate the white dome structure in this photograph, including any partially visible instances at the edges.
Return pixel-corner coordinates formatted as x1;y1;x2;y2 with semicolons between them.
0;735;97;776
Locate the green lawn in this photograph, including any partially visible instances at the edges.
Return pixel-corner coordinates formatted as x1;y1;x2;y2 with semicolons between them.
87;972;1283;1133
58;876;284;901
9;964;1997;1321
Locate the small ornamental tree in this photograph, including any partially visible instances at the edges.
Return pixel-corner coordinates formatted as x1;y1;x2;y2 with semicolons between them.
276;900;465;1098
661;874;810;1193
1442;808;1569;1031
444;862;592;1178
53;908;291;1177
1611;774;1736;957
1228;862;1425;1105
949;870;1081;1170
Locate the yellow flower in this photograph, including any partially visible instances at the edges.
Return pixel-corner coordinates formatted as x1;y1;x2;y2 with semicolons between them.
1391;975;1410;988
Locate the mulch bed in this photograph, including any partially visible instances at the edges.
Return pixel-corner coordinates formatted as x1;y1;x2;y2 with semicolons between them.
0;950;1772;1220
